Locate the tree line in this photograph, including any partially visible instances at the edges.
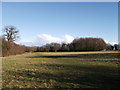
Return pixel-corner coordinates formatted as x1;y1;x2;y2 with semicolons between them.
0;26;37;56
0;38;37;56
0;26;119;56
36;38;107;52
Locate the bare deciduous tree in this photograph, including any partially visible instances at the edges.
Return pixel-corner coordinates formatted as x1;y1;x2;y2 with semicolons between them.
3;26;19;42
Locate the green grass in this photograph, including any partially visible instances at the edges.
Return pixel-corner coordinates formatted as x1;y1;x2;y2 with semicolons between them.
2;51;120;88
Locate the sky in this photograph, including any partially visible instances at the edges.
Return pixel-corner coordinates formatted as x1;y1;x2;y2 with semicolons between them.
2;2;118;46
1;0;120;2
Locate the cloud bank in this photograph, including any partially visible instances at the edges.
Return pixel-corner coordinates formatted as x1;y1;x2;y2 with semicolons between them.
104;40;118;45
16;34;118;47
16;34;74;46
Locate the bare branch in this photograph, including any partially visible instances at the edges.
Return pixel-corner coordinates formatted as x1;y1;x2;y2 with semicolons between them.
2;26;19;42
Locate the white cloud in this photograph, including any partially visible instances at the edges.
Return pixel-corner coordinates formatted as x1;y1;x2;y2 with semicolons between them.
37;34;62;44
111;42;118;45
16;34;118;46
104;40;109;44
104;40;118;45
63;35;74;43
16;34;74;46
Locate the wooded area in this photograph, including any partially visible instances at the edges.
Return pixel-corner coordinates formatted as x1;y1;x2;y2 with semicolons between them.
0;26;119;57
0;37;119;57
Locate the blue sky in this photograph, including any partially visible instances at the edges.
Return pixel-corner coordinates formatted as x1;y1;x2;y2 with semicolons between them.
2;2;118;46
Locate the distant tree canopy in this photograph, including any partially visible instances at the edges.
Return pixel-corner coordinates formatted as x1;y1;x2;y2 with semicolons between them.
60;43;70;52
1;36;119;57
36;38;107;52
1;38;37;57
70;38;106;51
2;26;19;42
1;26;118;57
106;43;120;51
114;44;119;50
0;25;37;56
106;43;114;50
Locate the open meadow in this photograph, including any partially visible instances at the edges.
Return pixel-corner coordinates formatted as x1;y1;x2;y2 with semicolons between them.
2;51;120;88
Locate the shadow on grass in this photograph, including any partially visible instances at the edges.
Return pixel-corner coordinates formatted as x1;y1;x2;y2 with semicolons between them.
27;53;120;62
6;63;119;88
27;53;120;58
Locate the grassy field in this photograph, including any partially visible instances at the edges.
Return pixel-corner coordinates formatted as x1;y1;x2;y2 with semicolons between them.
2;51;120;88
